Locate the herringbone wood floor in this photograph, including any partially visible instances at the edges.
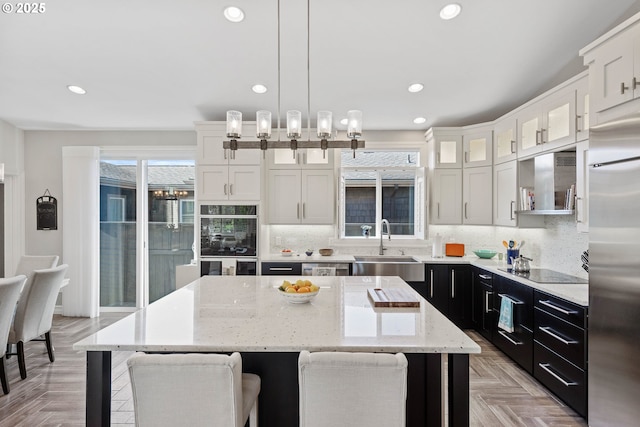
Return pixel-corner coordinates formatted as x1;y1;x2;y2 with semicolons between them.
0;314;587;426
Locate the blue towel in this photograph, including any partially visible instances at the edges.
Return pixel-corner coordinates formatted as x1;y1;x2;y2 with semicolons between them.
498;296;514;333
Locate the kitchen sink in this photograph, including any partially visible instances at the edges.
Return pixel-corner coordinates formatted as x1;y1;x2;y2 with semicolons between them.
352;256;424;281
353;256;420;263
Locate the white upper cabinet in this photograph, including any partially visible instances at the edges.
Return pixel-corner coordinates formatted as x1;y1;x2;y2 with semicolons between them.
463;127;493;168
426;129;463;169
462;166;492;225
267;148;333;169
198;129;262;166
267;169;334;224
493;160;518;227
431;169;462;225
517;83;578;158
493;115;518;164
576;75;590;141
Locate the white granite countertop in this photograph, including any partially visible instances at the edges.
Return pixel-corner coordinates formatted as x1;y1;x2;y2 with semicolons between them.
261;253;355;263
73;276;480;354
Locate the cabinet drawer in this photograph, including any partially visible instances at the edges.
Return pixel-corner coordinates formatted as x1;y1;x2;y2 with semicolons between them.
495;277;534;329
534;308;586;369
261;262;302;276
534;342;587;418
534;291;586;329
493;326;533;374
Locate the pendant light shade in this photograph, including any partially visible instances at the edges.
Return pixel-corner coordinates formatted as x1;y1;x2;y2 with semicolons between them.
256;110;272;139
346;110;363;139
317;111;332;139
226;110;242;138
287;110;302;140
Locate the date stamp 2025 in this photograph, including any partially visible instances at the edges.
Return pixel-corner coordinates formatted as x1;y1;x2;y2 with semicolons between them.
2;2;46;14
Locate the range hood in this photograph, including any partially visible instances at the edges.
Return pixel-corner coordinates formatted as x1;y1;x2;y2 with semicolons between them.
519;151;576;215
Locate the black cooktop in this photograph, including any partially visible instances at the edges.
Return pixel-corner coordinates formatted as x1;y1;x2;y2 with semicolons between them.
497;268;588;284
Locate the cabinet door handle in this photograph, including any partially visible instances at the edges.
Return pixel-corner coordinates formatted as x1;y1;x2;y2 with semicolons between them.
429;269;434;298
464;151;469;163
437;152;441;164
498;330;523;345
540;128;546;144
510;201;515;221
451;270;455;298
479;274;492;280
538;363;578;387
634;77;639;89
297;203;300;219
575;196;582;223
437;203;440;219
535;130;542;145
464;202;468;220
224;184;228;195
510;140;516;154
621;81;630;94
539;300;578;315
575;114;581;133
229;184;233;195
270;267;293;272
302;203;306;218
539;326;578;345
485;291;493;313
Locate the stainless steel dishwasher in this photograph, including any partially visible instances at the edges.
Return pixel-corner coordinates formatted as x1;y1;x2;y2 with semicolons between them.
301;263;351;276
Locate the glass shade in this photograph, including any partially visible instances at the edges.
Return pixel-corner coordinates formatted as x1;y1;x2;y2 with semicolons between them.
317;111;332;139
287;110;302;139
226;110;242;138
347;110;362;139
256;110;271;139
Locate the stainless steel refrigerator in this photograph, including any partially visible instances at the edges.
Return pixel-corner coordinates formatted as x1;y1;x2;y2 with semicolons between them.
589;112;640;426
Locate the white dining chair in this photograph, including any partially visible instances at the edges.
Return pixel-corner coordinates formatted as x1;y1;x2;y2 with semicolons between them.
0;275;27;394
14;255;59;278
298;351;408;427
127;352;261;427
6;264;68;379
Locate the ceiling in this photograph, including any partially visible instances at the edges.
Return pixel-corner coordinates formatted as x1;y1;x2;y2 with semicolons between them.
1;0;640;133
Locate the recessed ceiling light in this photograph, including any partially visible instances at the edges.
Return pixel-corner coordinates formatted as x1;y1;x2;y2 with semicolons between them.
67;85;86;95
252;84;267;94
440;3;461;20
340;118;348;126
224;6;245;23
408;83;424;93
413;117;427;124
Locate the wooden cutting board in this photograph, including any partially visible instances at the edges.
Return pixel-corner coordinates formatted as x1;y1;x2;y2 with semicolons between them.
367;288;420;307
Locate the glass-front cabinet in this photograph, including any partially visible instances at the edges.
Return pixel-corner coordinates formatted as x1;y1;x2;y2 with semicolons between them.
494;115;518;164
427;128;463;169
463;127;493;168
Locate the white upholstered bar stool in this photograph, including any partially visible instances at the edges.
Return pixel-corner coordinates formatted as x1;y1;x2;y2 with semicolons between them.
298;351;408;427
127;352;260;427
0;275;27;394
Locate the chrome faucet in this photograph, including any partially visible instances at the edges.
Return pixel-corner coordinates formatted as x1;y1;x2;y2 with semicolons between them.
379;219;391;255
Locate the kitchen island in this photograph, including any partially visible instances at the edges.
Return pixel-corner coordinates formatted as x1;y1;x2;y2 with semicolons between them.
74;275;480;427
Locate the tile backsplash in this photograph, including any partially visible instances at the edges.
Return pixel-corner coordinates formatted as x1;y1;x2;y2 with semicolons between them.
265;215;588;279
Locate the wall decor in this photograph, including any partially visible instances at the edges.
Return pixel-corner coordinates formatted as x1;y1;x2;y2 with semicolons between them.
36;189;57;230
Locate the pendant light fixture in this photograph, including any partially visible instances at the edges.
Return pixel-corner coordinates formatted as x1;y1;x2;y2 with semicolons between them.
223;0;365;158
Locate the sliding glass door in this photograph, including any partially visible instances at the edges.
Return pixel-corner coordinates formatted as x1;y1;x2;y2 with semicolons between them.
99;158;195;309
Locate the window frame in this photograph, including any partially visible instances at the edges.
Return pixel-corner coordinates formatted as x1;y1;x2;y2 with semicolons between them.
339;165;425;240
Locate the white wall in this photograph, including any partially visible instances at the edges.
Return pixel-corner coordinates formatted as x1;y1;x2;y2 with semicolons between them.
23;130;196;258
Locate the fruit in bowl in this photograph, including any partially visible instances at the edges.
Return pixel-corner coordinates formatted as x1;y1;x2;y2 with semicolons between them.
278;279;320;303
281;249;293;257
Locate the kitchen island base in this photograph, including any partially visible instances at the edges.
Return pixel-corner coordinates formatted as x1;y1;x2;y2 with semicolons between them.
85;351;470;427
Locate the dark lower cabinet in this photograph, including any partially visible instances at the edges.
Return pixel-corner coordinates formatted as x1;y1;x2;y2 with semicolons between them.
425;264;472;328
533;290;587;418
261;262;302;275
472;268;494;341
491;275;534;374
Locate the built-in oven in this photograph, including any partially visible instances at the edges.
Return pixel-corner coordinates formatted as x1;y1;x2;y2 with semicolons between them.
200;204;259;276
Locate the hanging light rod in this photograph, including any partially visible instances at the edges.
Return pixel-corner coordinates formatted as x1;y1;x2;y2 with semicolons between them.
223;0;364;158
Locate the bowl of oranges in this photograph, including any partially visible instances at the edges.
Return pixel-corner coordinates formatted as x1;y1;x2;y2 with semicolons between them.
277;279;320;304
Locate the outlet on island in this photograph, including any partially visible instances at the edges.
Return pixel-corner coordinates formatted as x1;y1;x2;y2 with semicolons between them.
275;236;282;246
